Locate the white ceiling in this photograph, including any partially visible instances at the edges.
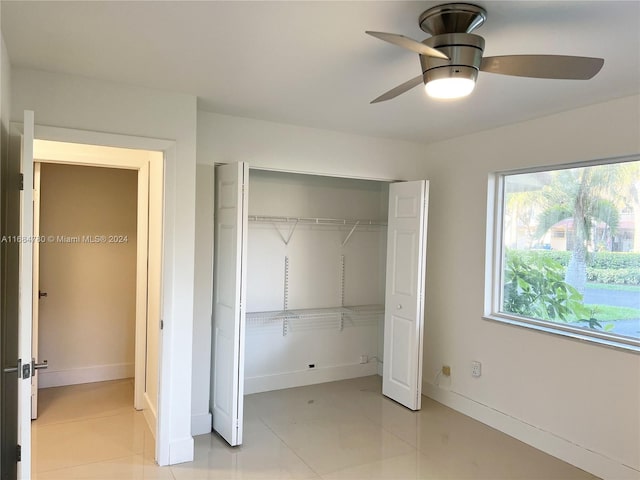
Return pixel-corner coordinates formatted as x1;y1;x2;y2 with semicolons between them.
2;1;639;144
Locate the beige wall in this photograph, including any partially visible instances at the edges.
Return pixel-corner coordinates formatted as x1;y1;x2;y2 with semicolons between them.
38;163;137;387
419;95;640;478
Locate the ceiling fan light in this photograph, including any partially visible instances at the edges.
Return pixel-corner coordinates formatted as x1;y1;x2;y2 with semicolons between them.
423;65;478;99
425;77;476;99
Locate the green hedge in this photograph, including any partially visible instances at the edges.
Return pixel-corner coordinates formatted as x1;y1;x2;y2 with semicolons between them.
589;252;640;269
507;250;640;285
586;268;640;285
507;250;571;266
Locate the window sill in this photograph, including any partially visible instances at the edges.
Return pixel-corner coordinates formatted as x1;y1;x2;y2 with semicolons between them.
483;313;640;354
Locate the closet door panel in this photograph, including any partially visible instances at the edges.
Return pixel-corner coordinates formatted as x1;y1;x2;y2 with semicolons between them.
212;162;248;446
383;180;428;410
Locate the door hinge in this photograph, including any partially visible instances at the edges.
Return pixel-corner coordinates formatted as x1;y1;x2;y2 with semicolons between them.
16;444;21;462
19;173;24;191
22;362;31;379
160;319;164;330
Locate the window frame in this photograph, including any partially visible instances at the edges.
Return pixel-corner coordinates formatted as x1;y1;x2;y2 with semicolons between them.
484;155;640;353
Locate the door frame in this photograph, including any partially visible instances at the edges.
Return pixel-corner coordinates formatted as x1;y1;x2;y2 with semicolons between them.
28;124;174;466
31;162;41;419
32;144;150;411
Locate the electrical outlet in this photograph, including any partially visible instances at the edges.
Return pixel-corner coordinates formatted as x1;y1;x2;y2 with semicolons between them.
308;364;315;369
442;365;451;376
472;361;482;377
360;355;368;364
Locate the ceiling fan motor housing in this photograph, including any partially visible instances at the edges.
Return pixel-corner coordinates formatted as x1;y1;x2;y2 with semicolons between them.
420;33;484;86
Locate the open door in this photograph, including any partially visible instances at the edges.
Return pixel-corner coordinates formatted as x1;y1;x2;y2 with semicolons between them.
0;115;32;480
383;180;429;411
212;162;248;446
18;111;35;479
1;110;36;480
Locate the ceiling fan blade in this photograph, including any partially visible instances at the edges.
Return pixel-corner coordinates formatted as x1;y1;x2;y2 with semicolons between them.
480;55;604;80
366;31;449;59
371;75;424;104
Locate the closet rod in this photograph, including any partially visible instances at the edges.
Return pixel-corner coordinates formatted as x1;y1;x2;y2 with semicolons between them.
248;215;387;226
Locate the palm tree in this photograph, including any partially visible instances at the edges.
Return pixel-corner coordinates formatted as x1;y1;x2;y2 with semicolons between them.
505;189;543;249
536;165;620;294
617;161;640;252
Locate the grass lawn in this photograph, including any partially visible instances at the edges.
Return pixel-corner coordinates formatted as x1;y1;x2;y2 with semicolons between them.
586;283;640;292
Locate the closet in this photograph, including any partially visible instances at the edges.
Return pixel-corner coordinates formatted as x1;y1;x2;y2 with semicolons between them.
212;162;428;447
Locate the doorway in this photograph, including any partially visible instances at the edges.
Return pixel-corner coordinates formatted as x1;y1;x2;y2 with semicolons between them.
211;163;429;446
34;162;138;410
30;140;164;474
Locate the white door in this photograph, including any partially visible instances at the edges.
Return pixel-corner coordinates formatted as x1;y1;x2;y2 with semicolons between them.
212;162;248;446
31;162;42;419
383;180;429;410
18;110;35;479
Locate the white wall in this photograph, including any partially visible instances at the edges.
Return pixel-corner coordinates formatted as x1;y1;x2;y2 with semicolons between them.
244;170;387;393
419;95;640;479
197;112;425;181
12;68;197;466
0;31;9;146
38;163;137;387
0;24;10;205
191;164;215;435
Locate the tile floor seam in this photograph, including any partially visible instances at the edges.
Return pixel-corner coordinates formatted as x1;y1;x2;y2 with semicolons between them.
358;399;426;453
33;409;142;428
33;452;146;474
257;413;323;479
255;395;419;477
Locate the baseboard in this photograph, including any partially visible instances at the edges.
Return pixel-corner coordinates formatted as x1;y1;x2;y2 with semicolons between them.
143;392;157;438
191;412;212;436
422;381;639;480
38;363;134;388
169;436;194;465
245;362;378;394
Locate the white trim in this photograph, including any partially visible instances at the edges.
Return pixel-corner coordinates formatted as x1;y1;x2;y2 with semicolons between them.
191;413;212;436
247;165;401;183
244;363;378;395
143;392;157;438
32;162;42;419
38;363;134;388
423;381;640;480
169;437;195;465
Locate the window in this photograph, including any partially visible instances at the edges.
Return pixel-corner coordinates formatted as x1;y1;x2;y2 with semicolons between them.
486;158;640;351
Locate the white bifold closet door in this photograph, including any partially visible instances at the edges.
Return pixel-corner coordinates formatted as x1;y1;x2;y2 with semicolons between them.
382;180;429;410
212;169;428;446
212;162;248;446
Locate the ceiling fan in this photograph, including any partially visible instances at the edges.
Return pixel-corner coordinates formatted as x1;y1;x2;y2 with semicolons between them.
366;2;604;103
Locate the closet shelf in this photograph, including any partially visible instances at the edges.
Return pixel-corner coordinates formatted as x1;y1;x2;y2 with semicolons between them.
248;215;387;226
248;215;387;246
246;304;384;336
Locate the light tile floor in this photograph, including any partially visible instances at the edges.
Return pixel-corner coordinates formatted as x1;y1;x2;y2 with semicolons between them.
32;376;599;479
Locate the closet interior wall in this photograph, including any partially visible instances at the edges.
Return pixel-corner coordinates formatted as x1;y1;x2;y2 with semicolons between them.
244;170;389;394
